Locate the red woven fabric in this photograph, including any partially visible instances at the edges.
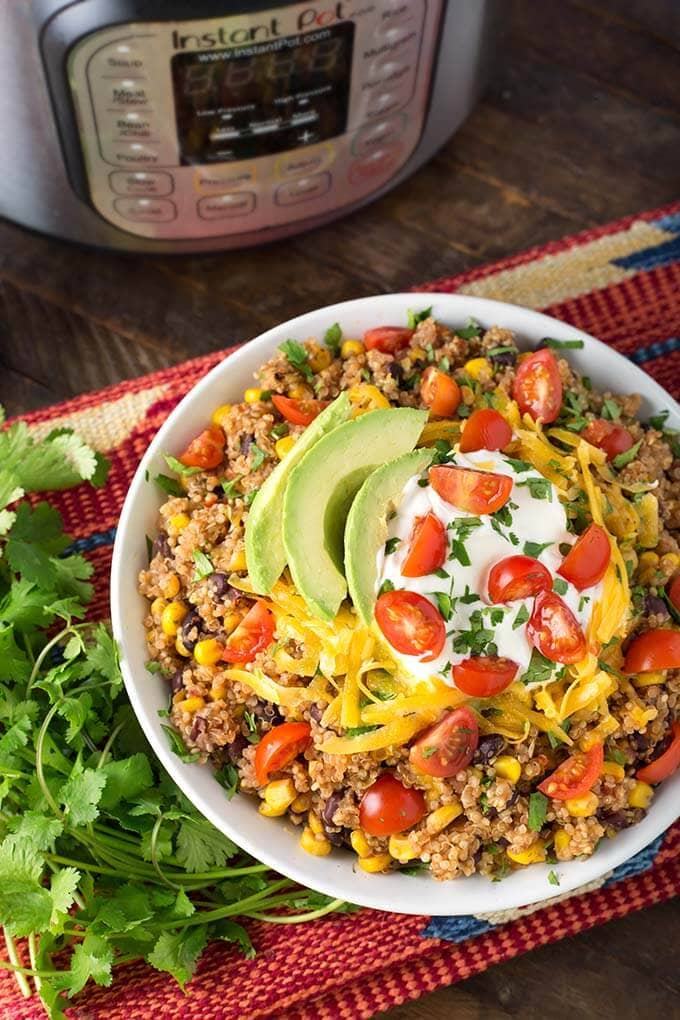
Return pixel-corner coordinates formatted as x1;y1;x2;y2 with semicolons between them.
2;200;679;1018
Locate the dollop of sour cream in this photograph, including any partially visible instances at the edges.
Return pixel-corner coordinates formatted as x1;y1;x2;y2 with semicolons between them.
375;449;602;686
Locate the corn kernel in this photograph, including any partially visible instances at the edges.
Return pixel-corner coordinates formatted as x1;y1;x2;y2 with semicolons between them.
410;346;426;361
426;802;463;835
341;339;364;358
211;403;232;428
565;791;599;817
209;684;227;701
305;811;323;835
228;549;248;572
161;601;188;636
300;826;332;857
507;842;546;865
162;574;180;599
628;780;654;809
275;435;296;459
602;761;625;780
150;596;167;618
553;829;571;854
259;778;296;817
193;638;224;667
223;611;242;635
176;695;204;714
169;513;190;531
309;348;332;372
348;384;390;417
291;794;311;813
638;551;659;567
463;357;492;380
495;756;522;784
175;636;192;657
289;384;310;400
632;670;667;688
660;552;680;576
244;388;263;404
357;853;391;873
350;830;371;858
388;834;416;863
629;704;656;729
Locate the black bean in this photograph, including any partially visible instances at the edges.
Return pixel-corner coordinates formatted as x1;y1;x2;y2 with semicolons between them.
327;828;350;848
179;610;202;652
473;734;505;765
240;434;254;455
505;789;520;808
489;348;517;367
630;732;649;752
598;810;632;830
644;595;670;620
309;703;324;723
208;572;236;601
387;361;404;381
250;700;284;727
190;716;207;742
170;670;184;693
225;733;248;762
322;791;344;828
153;534;171;560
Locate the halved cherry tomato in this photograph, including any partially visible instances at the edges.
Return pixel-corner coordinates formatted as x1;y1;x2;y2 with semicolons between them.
420;367;461;418
527;590;587;664
538;743;603;800
459;408;513;453
487;555;552;603
452;656;518;697
623;628;680;673
429;465;513;515
668;575;680;614
254;721;311;785
637;722;680;784
581;419;634;462
401;512;447;578
359;772;427;836
363;326;414;354
375;590;445;662
409;706;479;778
179;424;225;469
558;523;611;592
271;394;328;427
222;601;276;664
512;349;562;424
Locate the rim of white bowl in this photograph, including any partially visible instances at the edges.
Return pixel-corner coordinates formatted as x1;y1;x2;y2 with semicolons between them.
111;293;680;916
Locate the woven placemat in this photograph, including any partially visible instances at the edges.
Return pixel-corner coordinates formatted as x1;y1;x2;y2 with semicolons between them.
2;200;679;1019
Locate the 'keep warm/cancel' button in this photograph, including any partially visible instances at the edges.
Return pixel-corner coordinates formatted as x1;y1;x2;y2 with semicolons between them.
274;173;331;206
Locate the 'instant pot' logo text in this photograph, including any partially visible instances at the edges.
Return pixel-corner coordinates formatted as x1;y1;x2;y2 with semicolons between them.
172;4;346;49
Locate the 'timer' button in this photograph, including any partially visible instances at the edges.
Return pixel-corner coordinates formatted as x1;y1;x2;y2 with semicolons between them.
274;173;331;206
113;197;176;222
197;192;256;219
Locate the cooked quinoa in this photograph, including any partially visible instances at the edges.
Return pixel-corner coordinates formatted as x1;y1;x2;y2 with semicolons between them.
139;315;680;881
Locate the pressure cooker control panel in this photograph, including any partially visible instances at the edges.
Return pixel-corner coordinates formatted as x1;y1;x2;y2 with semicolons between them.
67;1;443;239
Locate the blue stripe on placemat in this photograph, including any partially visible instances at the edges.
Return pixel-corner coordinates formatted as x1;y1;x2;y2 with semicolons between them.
423;834;666;943
65;526;117;554
651;212;680;233
628;337;680;365
612;236;680;272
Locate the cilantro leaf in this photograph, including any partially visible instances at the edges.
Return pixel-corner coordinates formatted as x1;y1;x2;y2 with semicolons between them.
324;322;342;356
164;455;201;477
612;439;642;469
523;649;555;684
517;476;552;501
505;457;532;473
192;549;214;582
378;578;395;596
512;605;530;630
175;817;239;873
456;318;483;340
523;540;552;558
279;339;313;381
154;473;184;497
406;306;432;329
540;338;584;349
250;444;267;470
528;792;548;832
66;932;115;995
553;577;568;595
431;592;452;621
148;927;208;989
602;398;622;421
385;537;400;555
59;764;107;826
547;869;560;886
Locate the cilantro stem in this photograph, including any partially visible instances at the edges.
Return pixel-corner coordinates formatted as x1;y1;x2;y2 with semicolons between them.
246;898;346;923
150;814;183;890
95;723;124;770
34;701;64;818
25;623;87;695
2;929;31;997
27;934;41;995
158;879;294;930
0;957;62;979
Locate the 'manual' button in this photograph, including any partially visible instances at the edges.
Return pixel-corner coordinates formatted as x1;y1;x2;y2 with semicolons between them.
197;193;256;219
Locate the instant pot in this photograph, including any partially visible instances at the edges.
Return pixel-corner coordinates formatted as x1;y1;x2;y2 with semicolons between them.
1;1;500;252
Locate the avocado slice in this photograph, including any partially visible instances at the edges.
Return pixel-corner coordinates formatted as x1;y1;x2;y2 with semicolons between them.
282;407;428;621
245;392;351;594
345;449;434;624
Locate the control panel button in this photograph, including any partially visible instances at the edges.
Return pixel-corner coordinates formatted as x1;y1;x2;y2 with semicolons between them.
352;113;407;157
109;171;173;197
348;145;404;186
274;173;331;206
197;193;256;219
89;40;147;76
378;2;422;29
104;141;162;166
104;79;152;108
106;111;157;140
276;144;334;180
113;197;176;222
194;166;256;194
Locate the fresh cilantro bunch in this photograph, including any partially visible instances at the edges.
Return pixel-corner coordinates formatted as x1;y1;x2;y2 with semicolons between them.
0;408;348;1018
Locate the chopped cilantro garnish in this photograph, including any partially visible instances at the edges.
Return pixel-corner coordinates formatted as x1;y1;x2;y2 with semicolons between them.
553;577;568;595
491;504;513;528
434;567;450;579
547;869;560;886
406;306;432;329
243;488;259;507
250;444;267;470
164;454;201;477
438;356;450;373
384;537;401;555
431;439;455;464
606;749;627;766
279;339;313;380
378;579;395;597
528;792;548;832
448;539;471;566
541;338;584;349
154;474;184;497
417;477;429;488
243;709;259;743
505;457;532;473
578;594;590;612
489;607;505;626
192;549;214;582
512;605;529;630
452;609;496;656
324;322;342;356
601;398;622;421
459;586;480;604
612;439;642;469
222;476;243;498
214;762;240;800
523;649;555;684
455;318;483;340
421;744;438;758
270;422;289;439
523;540;552;558
431;591;453;620
345;724;382;738
517;476;552;501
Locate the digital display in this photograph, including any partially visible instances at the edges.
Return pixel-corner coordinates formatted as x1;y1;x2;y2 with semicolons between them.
171;24;354;164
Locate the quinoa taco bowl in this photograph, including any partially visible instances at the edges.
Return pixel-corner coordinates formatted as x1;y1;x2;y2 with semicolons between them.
111;294;680;915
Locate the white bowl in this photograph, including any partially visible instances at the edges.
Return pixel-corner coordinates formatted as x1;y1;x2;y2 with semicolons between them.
111;294;680;916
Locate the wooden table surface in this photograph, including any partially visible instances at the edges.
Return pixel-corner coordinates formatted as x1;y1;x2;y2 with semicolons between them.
1;1;679;1016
